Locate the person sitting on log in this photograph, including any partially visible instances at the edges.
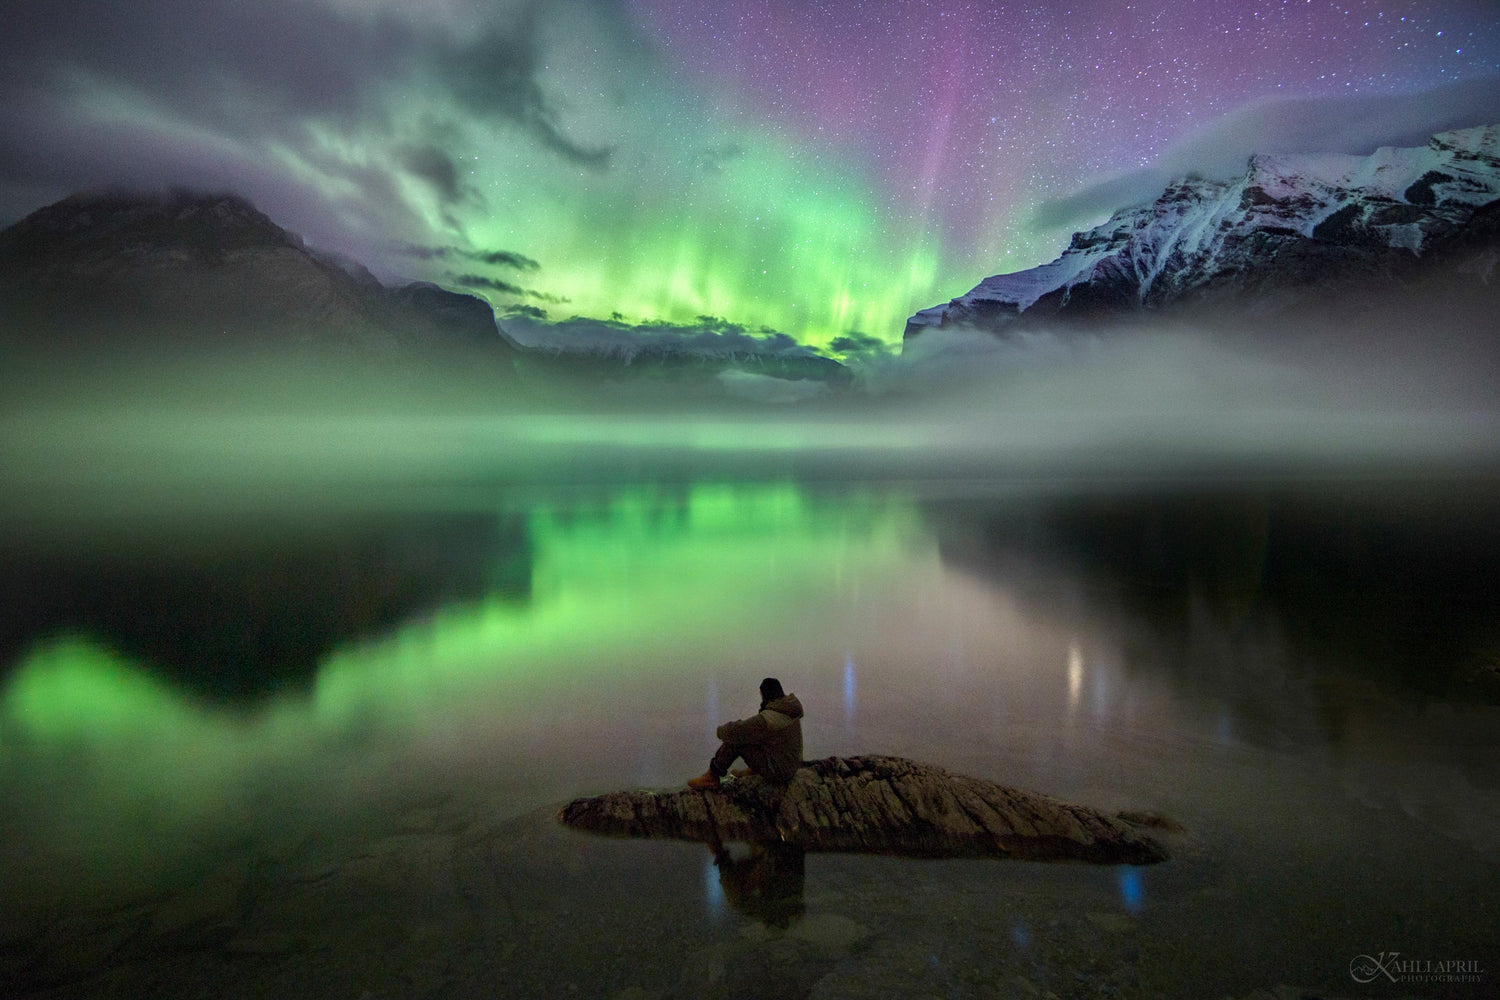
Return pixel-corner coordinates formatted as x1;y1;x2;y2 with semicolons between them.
688;677;804;789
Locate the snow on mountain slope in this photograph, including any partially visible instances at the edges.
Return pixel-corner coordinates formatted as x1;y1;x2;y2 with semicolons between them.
907;125;1500;339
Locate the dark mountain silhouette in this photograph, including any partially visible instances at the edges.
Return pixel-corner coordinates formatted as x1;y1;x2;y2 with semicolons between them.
0;188;514;358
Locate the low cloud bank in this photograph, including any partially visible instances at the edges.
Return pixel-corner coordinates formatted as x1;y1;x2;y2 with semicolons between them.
864;299;1500;475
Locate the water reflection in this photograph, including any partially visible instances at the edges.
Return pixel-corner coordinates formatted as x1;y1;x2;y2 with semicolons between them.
0;482;933;920
1066;641;1083;713
0;512;526;699
923;482;1500;709
0;475;1497;997
842;652;856;726
1;483;925;739
708;843;806;929
1117;869;1144;915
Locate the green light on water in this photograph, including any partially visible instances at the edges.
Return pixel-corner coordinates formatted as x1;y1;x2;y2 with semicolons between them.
311;484;925;722
1;638;210;742
0;484;928;738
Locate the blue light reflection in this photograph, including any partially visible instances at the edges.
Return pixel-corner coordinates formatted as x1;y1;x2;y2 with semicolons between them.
843;652;856;723
1118;868;1145;914
703;852;725;919
1011;921;1032;948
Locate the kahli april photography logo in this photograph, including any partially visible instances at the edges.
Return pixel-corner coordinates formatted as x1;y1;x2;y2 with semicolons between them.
1350;951;1485;985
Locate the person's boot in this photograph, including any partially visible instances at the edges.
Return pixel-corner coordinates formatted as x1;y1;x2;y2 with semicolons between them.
687;770;721;790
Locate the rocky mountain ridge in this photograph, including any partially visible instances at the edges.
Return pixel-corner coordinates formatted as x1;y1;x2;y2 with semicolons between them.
907;124;1500;339
0;189;511;357
521;339;852;388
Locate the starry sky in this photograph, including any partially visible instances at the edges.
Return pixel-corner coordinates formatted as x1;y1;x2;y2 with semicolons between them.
2;0;1498;352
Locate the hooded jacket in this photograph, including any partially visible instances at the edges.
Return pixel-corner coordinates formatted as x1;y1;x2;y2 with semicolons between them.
715;693;805;783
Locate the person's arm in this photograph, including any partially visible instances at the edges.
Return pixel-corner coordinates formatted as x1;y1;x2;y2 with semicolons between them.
716;712;770;743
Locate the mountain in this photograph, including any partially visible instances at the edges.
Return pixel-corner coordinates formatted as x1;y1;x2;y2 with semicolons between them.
0;189;514;358
0;188;848;401
525;341;850;381
906;125;1500;340
498;311;853;401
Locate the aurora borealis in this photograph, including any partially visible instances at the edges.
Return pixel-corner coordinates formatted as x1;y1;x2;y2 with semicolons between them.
2;1;1499;351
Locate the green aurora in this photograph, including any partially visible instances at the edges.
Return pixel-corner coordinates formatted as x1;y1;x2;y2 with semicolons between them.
14;4;955;354
6;1;1500;356
400;139;943;351
436;120;945;350
249;4;958;352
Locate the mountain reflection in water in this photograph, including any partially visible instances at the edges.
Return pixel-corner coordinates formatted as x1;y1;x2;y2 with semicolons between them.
1;477;1497;998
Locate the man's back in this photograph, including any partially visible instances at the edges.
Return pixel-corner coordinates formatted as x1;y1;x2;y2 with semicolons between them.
691;677;804;789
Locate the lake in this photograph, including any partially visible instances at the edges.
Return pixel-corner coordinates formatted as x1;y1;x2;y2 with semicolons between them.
2;455;1497;998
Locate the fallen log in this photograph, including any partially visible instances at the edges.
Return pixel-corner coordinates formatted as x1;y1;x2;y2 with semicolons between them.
559;755;1173;864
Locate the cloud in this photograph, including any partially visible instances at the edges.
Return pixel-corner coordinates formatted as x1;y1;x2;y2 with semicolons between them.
502;304;549;320
0;95;410;262
436;18;613;171
471;249;541;271
717;370;831;403
0;0;613;247
1029;171;1169;233
399;145;471;207
0;1;407;139
452;273;528;296
828;332;892;356
448;271;569;304
395;244;460;261
694;142;745;174
1034;75;1500;232
398;243;540;270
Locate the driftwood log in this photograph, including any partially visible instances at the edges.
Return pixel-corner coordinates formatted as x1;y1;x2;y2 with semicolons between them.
559;755;1172;864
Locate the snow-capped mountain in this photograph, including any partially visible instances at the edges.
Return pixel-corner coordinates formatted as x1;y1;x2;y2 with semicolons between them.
906;125;1500;339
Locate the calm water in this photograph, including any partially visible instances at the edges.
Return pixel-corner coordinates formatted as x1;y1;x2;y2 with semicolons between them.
2;474;1498;999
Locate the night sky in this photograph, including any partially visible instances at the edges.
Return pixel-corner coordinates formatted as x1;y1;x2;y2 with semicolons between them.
2;0;1498;350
